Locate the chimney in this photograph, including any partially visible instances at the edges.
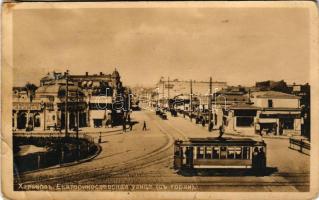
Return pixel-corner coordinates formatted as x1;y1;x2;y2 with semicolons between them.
100;72;103;75
86;72;88;76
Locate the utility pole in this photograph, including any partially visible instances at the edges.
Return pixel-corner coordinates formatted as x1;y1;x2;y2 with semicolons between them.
76;89;80;160
208;77;212;132
167;77;170;109
162;80;165;109
190;79;193;122
65;70;69;138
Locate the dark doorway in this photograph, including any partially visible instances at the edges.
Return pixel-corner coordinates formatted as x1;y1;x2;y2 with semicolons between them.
94;119;102;128
17;112;27;129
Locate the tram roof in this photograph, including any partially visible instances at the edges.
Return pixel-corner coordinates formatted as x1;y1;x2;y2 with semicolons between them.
184;137;262;145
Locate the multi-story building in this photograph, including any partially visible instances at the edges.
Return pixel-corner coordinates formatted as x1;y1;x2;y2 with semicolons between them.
13;69;129;131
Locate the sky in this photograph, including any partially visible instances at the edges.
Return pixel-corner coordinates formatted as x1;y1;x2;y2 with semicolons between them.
12;6;310;87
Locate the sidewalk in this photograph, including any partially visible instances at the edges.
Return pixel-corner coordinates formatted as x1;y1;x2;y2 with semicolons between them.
170;112;297;140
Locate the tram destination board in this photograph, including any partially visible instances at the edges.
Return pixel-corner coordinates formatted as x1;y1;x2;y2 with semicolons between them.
1;1;318;200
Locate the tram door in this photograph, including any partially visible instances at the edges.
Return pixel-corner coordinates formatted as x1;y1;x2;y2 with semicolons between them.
185;146;194;168
174;145;183;169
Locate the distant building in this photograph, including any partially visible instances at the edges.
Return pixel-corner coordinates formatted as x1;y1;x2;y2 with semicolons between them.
155;78;227;108
255;80;290;93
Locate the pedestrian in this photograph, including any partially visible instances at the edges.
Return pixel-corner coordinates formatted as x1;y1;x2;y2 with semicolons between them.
258;148;266;175
142;121;147;131
201;119;205;127
252;147;259;175
218;125;224;138
122;122;126;132
129;122;133;131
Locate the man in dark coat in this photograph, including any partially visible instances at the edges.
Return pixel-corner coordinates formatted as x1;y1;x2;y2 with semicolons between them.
142;121;147;131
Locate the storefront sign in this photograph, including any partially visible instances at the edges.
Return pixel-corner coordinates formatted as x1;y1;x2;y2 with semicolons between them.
13;102;42;111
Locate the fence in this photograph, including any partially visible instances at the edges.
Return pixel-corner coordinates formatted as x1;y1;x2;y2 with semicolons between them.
289;138;310;155
13;135;99;174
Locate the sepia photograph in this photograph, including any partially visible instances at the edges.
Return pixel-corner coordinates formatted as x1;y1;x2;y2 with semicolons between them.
1;1;318;200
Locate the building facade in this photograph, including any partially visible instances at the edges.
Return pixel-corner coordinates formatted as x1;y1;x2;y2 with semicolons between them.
224;91;302;136
13;69;129;131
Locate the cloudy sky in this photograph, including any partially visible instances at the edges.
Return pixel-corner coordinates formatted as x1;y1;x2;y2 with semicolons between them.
12;5;310;87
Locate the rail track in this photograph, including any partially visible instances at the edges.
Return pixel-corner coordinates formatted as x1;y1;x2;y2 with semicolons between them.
15;111;309;192
16;111;186;186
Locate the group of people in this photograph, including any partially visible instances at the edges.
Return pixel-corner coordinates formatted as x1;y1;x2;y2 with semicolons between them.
122;119;148;132
252;147;266;175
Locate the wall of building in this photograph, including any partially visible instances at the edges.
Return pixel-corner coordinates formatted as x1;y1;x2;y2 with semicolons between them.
252;98;299;108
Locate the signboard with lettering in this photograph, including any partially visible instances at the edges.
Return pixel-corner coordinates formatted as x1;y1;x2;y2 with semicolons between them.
13;102;42;111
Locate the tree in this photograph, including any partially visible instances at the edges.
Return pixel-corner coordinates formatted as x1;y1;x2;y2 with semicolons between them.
25;82;38;102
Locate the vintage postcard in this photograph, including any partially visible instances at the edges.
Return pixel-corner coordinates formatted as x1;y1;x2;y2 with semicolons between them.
1;1;318;200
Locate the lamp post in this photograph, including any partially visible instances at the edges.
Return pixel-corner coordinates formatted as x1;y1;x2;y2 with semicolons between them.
41;101;46;131
190;79;193;122
65;70;69;138
208;77;212;132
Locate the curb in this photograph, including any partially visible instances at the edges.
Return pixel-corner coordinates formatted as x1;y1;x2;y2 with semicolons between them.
16;142;102;176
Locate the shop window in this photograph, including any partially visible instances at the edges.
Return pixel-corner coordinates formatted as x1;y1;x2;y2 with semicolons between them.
282;118;294;130
236;117;254;127
268;99;273;108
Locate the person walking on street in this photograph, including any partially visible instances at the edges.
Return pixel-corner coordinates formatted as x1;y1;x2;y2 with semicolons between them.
218;125;224;138
142;121;147;131
129;122;133;131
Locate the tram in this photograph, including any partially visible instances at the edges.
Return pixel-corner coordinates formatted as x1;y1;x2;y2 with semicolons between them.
174;137;266;172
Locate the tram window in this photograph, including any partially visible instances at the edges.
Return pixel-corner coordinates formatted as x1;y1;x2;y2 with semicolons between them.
205;147;212;159
227;147;242;159
235;147;242;159
220;146;227;159
242;147;250;159
197;147;204;159
212;147;220;159
227;147;235;159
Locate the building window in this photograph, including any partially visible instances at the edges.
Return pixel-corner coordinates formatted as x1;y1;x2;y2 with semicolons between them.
52;115;55;121
268;99;273;108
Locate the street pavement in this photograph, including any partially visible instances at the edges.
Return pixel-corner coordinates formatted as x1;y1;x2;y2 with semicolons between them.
15;109;310;192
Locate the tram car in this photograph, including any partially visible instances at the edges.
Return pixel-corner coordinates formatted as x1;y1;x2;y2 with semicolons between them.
174;137;266;172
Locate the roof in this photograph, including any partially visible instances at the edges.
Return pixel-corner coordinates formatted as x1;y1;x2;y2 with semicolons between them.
251;91;300;99
228;103;260;110
36;84;61;94
179;137;265;145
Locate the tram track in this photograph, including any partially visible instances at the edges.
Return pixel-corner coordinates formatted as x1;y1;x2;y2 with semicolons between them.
16;111;183;185
15;110;309;192
76;111;188;184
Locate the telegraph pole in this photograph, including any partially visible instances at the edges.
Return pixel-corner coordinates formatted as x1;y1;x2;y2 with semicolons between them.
162;80;165;109
76;89;80;160
65;70;69;137
190;79;193;122
167;77;170;109
208;77;212;132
